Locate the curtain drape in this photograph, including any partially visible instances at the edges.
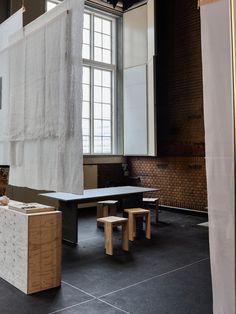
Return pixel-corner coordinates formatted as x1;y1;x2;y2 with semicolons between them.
0;1;84;194
200;1;235;313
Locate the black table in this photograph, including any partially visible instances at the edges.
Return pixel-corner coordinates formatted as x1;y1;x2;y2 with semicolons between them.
40;186;159;244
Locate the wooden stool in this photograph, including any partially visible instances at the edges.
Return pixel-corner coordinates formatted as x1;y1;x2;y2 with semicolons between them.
143;198;159;223
97;200;118;227
124;208;151;241
97;216;129;255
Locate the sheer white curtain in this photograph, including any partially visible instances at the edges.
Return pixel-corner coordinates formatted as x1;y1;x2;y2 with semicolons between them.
200;1;235;313
0;9;24;165
0;0;84;194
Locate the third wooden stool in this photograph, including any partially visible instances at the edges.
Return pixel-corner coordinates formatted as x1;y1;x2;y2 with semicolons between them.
124;208;151;241
142;198;159;223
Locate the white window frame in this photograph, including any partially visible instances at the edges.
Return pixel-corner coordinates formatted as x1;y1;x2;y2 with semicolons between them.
83;8;118;155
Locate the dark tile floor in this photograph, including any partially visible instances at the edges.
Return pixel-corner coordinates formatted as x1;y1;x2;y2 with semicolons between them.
0;209;212;314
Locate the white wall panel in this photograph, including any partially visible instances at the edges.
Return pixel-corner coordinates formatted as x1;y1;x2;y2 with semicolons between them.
124;65;147;155
123;5;147;69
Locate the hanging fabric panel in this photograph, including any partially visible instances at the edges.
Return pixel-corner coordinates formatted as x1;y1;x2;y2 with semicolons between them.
0;9;24;165
8;0;84;194
200;0;235;313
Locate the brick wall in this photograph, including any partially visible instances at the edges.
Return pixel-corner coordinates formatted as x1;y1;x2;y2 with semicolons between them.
127;157;207;211
128;0;207;211
156;0;204;156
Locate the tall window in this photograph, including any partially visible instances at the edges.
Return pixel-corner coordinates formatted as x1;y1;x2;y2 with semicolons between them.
82;11;116;154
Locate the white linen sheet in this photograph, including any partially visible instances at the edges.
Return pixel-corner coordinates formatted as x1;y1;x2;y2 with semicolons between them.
0;9;24;165
200;1;235;313
0;1;84;194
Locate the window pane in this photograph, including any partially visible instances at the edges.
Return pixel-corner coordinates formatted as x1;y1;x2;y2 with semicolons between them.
84;13;90;29
103;121;111;136
94;86;102;102
102;19;111;35
102;34;111;50
83;29;90;45
83;136;90;154
94;17;102;33
94;120;102;136
102;87;111;103
83;84;90;101
94;69;102;86
83;136;90;153
82;101;90;118
94;47;102;62
83;67;90;84
47;2;57;11
103;137;111;153
102;71;111;87
102;104;111;120
82;44;90;59
82;119;90;136
94;137;102;153
94;32;102;47
102;49;111;64
94;103;102;119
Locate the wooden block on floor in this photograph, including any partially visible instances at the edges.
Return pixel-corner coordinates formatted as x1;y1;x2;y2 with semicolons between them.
0;205;62;294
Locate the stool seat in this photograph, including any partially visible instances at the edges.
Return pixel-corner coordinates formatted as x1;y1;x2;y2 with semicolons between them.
124;208;151;241
143;198;159;202
97;216;128;224
97;200;118;205
142;197;159;223
124;208;150;214
97;216;129;255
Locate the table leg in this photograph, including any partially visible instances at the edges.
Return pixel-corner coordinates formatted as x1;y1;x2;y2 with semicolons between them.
58;200;78;245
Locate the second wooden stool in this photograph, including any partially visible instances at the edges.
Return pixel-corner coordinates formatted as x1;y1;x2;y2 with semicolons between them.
142;197;159;223
124;208;151;241
97;200;118;227
97;216;129;255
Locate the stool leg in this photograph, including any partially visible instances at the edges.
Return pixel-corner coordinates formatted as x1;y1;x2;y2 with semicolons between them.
104;222;113;255
122;221;129;252
97;204;103;227
155;200;159;223
145;212;151;239
103;205;109;217
110;203;117;216
128;213;134;241
133;215;137;238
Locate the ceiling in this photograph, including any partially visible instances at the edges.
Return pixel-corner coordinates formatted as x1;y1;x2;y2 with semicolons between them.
105;0;143;10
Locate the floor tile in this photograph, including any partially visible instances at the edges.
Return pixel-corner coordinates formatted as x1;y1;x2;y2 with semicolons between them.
56;299;126;314
101;259;212;314
0;281;92;314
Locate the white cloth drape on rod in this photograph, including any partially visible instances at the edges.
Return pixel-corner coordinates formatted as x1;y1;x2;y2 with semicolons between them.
200;1;235;313
0;1;84;194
